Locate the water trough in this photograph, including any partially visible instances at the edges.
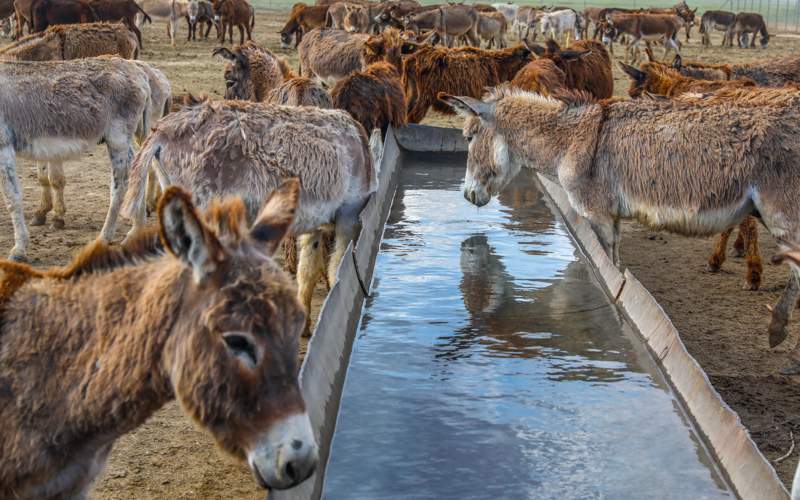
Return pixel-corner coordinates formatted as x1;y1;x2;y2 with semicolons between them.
272;125;788;500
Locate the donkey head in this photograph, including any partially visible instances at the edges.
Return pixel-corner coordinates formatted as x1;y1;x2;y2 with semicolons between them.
343;4;365;32
439;93;521;207
158;180;317;491
211;46;258;101
187;0;199;24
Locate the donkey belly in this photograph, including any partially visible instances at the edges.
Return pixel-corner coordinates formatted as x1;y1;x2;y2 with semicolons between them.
623;197;754;236
19;136;94;161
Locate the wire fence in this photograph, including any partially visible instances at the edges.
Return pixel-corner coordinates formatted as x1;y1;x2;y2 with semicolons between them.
251;0;800;32
722;0;800;31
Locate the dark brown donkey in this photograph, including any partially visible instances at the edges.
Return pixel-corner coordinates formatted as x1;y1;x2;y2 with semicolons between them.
0;180;318;499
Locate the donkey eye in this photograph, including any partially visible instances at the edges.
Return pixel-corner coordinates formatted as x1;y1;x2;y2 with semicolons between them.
223;332;258;369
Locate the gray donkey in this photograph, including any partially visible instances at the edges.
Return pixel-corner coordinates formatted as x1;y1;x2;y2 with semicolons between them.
441;87;800;374
0;57;150;261
122;98;374;334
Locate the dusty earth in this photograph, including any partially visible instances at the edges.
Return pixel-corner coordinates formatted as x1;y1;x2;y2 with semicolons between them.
1;11;799;497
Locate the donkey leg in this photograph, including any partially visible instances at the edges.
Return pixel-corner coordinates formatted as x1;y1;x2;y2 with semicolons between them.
707;228;732;272
779;268;800;375
145;168;160;215
100;143;133;243
32;162;52;226
297;230;325;336
732;221;746;257
768;270;799;349
328;209;360;287
742;216;762;290
0;146;29;261
48;160;66;230
588;214;620;268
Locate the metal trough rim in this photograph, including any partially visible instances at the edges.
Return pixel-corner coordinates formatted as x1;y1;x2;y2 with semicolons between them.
275;123;785;499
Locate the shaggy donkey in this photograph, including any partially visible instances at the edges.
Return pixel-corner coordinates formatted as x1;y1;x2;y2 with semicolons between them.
671;54;800;87
441;87;800;374
27;58;170;233
0;57;149;261
0;180;318;499
0;21;138;60
297;27;370;85
121;99;374;333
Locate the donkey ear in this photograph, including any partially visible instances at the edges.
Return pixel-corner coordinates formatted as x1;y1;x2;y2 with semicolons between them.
438;93;492;121
618;62;645;82
545;38;561;54
250;178;301;255
523;39;545;57
212;46;235;60
158;187;223;283
560;49;590;61
672;53;683;69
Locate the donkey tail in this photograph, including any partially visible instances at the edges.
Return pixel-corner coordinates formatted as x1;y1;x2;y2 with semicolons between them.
122;134;166;220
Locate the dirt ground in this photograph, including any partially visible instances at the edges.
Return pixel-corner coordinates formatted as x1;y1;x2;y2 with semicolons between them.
1;12;800;497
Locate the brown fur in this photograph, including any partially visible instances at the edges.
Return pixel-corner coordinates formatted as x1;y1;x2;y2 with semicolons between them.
267;76;332;107
331;60;406;140
212;0;252;44
297;27;369;83
0;21;137;60
620;60;756;98
511;58;566;95
526;39;613;99
214;41;283;101
30;0;98;32
0;181;319;498
87;0;150;48
403;44;531;123
278;3;327;48
675;55;800;87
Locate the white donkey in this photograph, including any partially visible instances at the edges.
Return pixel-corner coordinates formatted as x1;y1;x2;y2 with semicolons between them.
0;57;150;261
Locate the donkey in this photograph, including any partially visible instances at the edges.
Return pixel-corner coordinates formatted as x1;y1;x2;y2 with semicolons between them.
602;12;682;64
121;99;375;334
0;180;318;499
0;57;149;261
699;10;735;47
0;21;139;60
732;12;769;49
440;87;800;374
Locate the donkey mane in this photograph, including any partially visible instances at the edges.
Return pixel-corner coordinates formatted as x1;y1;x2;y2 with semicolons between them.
484;85;599;108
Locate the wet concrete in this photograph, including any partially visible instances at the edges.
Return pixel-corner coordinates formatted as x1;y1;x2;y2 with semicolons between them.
322;153;733;499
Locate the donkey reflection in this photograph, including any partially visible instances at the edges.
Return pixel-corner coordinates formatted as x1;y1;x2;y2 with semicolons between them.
445;233;640;383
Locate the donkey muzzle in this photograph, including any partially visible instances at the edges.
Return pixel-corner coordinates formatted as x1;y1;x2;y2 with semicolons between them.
248;413;318;490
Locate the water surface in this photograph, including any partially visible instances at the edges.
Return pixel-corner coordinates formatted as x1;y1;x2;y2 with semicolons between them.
323;153;731;500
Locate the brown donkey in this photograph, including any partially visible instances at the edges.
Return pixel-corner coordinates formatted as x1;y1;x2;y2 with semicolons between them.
0;179;318;499
441;87;800;374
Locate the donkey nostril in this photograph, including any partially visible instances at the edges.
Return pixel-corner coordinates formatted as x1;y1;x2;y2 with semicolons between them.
285;461;297;481
292;439;302;450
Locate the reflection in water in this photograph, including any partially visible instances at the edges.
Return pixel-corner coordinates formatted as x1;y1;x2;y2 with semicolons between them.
323;153;731;500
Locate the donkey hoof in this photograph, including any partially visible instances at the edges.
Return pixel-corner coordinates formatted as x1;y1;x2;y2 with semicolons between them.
8;252;27;263
706;262;721;273
31;213;47;226
742;280;760;291
51;218;65;230
780;360;800;376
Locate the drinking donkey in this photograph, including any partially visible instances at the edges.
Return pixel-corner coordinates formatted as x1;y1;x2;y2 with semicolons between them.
441;87;800;374
122;98;375;334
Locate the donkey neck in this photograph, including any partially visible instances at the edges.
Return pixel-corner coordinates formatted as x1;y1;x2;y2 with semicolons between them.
495;98;604;180
2;260;189;446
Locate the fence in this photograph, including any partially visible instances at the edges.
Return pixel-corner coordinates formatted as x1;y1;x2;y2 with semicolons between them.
722;0;800;32
251;0;800;32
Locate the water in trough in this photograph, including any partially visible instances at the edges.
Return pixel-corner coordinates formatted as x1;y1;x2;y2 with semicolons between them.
322;152;732;499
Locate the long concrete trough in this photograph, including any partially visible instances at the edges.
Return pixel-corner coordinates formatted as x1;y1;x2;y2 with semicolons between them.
273;124;787;500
